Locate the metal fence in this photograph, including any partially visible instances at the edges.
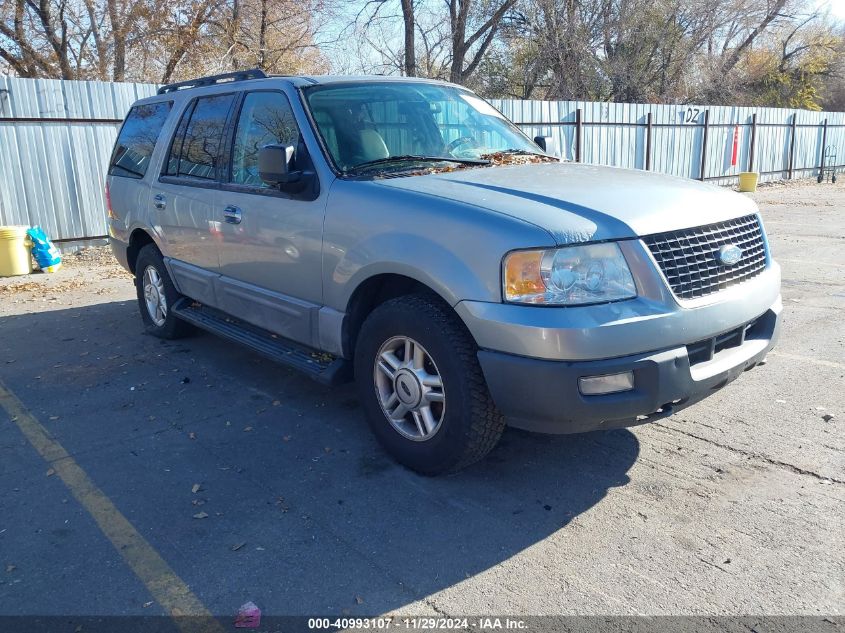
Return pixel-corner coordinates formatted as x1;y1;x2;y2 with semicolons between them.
0;77;158;243
492;99;845;186
1;76;843;242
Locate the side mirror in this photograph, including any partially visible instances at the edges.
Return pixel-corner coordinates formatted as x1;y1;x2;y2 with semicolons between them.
533;135;552;152
259;144;301;186
533;135;561;159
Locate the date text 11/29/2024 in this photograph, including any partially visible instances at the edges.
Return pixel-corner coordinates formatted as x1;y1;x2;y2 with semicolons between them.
307;617;527;630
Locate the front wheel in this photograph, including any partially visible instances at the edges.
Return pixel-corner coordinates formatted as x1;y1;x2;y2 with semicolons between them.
354;294;505;474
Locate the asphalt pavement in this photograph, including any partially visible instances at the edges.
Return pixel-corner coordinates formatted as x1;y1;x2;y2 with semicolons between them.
0;179;842;626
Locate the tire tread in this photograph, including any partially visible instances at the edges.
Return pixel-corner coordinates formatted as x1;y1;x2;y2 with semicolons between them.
362;293;505;473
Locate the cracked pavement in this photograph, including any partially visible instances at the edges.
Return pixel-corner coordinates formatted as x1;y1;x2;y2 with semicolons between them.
0;179;842;618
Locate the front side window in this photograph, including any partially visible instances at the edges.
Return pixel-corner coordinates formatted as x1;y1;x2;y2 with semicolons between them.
303;82;543;174
230;92;300;187
109;102;172;179
164;94;235;180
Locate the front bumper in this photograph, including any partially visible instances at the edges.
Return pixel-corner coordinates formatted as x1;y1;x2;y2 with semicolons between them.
477;301;781;434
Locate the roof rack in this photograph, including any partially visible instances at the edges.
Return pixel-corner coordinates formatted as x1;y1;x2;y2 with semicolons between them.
157;69;268;95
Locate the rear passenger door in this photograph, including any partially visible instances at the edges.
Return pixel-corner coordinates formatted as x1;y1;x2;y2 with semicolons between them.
213;90;323;346
151;93;236;305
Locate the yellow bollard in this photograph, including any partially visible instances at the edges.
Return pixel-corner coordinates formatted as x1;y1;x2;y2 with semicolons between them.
738;172;759;193
0;226;33;277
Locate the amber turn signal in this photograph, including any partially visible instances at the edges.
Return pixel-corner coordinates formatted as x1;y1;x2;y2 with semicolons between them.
503;250;545;300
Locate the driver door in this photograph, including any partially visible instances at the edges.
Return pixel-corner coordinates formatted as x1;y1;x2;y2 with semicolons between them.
213;90;323;346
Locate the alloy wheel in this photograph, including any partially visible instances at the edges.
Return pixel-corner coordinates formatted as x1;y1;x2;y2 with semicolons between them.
373;336;446;441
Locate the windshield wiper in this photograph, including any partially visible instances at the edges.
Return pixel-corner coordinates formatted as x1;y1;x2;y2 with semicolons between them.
494;148;550;158
345;155;489;174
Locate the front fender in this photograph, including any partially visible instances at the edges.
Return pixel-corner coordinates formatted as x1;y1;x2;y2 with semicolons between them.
336;235;483;307
321;179;555;311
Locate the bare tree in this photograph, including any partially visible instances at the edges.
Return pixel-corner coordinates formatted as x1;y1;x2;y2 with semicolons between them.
447;0;516;83
400;0;415;75
351;0;516;82
0;0;332;82
218;0;328;73
1;0;841;109
720;0;790;74
0;0;75;78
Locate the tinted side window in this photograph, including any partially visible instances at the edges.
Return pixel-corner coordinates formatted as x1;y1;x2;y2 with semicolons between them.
164;101;193;176
230;92;300;187
165;94;235;180
109;102;172;179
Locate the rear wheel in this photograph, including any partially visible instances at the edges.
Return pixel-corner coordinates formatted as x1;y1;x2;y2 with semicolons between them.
135;244;193;339
354;294;505;474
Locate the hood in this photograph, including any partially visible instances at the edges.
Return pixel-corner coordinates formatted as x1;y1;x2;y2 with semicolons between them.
375;162;758;244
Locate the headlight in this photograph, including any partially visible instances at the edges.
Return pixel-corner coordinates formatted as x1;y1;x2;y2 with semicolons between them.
503;243;637;305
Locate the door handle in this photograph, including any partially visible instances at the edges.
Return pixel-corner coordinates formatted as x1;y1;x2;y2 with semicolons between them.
153;194;166;210
224;205;242;224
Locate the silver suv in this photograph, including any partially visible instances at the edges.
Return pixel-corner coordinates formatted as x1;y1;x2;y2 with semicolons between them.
107;70;782;474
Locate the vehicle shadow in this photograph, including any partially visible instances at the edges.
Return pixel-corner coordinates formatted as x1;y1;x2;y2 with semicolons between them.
0;299;640;616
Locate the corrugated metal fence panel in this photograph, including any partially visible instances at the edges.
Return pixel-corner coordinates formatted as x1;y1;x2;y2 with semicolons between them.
493;99;578;160
0;76;156;119
495;99;844;186
1;77;844;241
0;77;158;240
650;103;704;179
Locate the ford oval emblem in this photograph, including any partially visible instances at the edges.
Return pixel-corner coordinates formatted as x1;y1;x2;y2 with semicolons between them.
717;244;743;266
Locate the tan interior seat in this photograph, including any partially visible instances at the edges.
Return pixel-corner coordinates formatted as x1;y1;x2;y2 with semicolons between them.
358;129;390;162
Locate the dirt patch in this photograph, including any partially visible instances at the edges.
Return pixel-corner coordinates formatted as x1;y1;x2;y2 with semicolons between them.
65;246;124;268
0;277;89;295
0;246;131;301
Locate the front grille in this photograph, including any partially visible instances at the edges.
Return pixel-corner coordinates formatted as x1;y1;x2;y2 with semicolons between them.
643;214;767;300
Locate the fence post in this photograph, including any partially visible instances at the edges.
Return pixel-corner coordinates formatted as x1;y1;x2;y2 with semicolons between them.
645;112;653;171
699;109;709;181
575;108;582;162
748;113;757;172
787;113;797;179
819;118;828;180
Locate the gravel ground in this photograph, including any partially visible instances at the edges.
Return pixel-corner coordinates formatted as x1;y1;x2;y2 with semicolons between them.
0;178;842;623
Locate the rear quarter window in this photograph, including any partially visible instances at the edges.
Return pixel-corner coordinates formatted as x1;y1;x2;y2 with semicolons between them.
109;102;172;179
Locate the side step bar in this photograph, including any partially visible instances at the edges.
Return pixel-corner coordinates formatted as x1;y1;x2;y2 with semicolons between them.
172;301;351;386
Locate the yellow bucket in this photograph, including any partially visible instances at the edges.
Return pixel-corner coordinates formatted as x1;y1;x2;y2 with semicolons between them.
0;226;33;277
738;172;759;193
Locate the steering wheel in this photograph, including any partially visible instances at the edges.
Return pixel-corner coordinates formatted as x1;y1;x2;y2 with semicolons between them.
445;136;480;154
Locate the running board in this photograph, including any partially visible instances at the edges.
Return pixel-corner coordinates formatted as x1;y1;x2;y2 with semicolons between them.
172;301;351;386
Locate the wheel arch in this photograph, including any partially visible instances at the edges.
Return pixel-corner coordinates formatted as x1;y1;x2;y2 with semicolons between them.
126;228;157;274
342;272;469;359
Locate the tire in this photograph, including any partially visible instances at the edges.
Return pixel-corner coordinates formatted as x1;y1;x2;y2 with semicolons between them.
134;244;193;339
818;174;824;183
354;293;505;475
833;174;837;184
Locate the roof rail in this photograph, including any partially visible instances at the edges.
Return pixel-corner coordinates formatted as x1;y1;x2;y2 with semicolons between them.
157;69;268;95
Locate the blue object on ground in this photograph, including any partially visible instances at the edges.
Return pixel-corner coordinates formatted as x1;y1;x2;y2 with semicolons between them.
26;226;62;272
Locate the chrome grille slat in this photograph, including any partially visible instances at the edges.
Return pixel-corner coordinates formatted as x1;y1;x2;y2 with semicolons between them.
643;214;767;300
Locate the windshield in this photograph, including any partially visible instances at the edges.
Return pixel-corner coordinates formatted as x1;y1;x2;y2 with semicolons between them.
302;82;546;174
